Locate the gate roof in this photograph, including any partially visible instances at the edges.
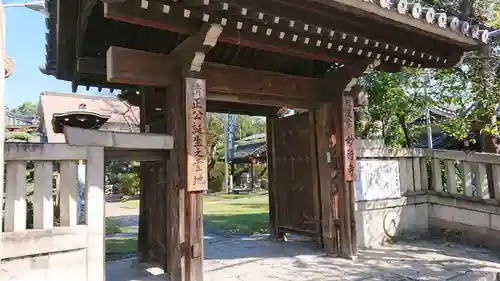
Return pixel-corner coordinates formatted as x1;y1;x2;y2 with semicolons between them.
42;0;489;113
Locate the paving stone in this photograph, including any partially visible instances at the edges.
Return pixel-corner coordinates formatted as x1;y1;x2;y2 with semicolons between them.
105;203;500;281
447;271;500;281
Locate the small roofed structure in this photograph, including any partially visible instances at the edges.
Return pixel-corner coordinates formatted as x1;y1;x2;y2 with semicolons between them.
5;110;39;133
52;108;110;134
229;133;267;164
228;134;267;191
38;92;139;143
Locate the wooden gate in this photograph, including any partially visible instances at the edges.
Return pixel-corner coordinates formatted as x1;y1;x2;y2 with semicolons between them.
270;112;320;238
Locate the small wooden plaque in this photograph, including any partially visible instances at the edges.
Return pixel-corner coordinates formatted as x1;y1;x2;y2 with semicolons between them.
186;77;208;192
342;96;356;182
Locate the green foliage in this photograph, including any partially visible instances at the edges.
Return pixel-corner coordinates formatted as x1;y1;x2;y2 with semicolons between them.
208;162;226;192
209;162;225;179
411;50;500;148
10;101;37;116
360;0;500;150
25;196;60;229
118;173;140;196
205;114;266;193
361;69;430;147
419;0;497;23
207;113;225;173
204;193;269;235
106;237;137;255
106;161;138;186
234;116;265;140
208;177;224;193
254;164;267;180
5;131;31;141
491;3;500;28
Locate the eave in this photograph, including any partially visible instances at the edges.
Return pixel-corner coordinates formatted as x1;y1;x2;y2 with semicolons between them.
42;0;489;110
307;0;484;47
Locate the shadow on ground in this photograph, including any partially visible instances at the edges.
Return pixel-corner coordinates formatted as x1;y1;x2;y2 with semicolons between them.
204;236;500;281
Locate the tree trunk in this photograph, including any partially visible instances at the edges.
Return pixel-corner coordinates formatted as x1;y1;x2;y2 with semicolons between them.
354;106;370;139
477;43;498;197
397;113;411;147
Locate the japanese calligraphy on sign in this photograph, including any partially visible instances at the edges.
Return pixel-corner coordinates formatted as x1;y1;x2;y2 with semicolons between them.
186;77;208;192
342;96;356;181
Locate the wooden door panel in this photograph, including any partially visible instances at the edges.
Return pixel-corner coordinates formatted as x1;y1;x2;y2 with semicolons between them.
272;113;319;236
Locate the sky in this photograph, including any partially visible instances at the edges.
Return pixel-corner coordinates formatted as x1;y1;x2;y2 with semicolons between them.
4;1;97;109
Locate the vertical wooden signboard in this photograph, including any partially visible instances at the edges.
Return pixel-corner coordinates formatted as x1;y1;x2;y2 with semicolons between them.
342;96;356;181
186;77;208;192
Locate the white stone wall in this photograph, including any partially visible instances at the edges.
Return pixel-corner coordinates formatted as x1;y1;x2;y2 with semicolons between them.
355;195;428;248
0;250;87;281
427;195;500;249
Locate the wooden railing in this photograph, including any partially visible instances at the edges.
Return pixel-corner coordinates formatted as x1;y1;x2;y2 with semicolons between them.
357;147;500;200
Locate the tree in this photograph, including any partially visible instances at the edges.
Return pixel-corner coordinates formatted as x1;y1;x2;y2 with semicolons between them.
11;101;37;116
206;113;224;173
361;69;430;147
234;116;265;139
361;0;500;150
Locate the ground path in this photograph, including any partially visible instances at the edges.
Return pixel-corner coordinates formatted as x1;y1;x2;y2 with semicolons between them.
105;201;500;281
106;201;139;239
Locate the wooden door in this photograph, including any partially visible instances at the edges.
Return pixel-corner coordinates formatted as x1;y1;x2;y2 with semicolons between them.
271;112;320;238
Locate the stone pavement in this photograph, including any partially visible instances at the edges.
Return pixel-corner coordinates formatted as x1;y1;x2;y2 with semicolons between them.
105;201;500;281
204;236;500;281
107;234;500;281
106;201;139;239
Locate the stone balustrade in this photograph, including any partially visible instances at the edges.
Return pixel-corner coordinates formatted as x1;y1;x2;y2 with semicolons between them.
354;144;500;249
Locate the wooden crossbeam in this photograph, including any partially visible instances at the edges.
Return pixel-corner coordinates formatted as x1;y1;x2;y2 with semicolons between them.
104;46;318;107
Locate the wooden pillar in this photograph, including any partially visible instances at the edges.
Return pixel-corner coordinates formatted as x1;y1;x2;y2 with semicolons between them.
266;117;277;236
105;23;222;280
164;80;186;281
316;60;379;257
184;77;205;281
315;103;338;254
138;88;168;267
315;93;357;258
165;76;206;281
308;111;322;247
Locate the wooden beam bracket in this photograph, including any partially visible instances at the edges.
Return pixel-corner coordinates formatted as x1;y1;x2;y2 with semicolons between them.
175;23;223;73
318;59;381;102
106;23;223;87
